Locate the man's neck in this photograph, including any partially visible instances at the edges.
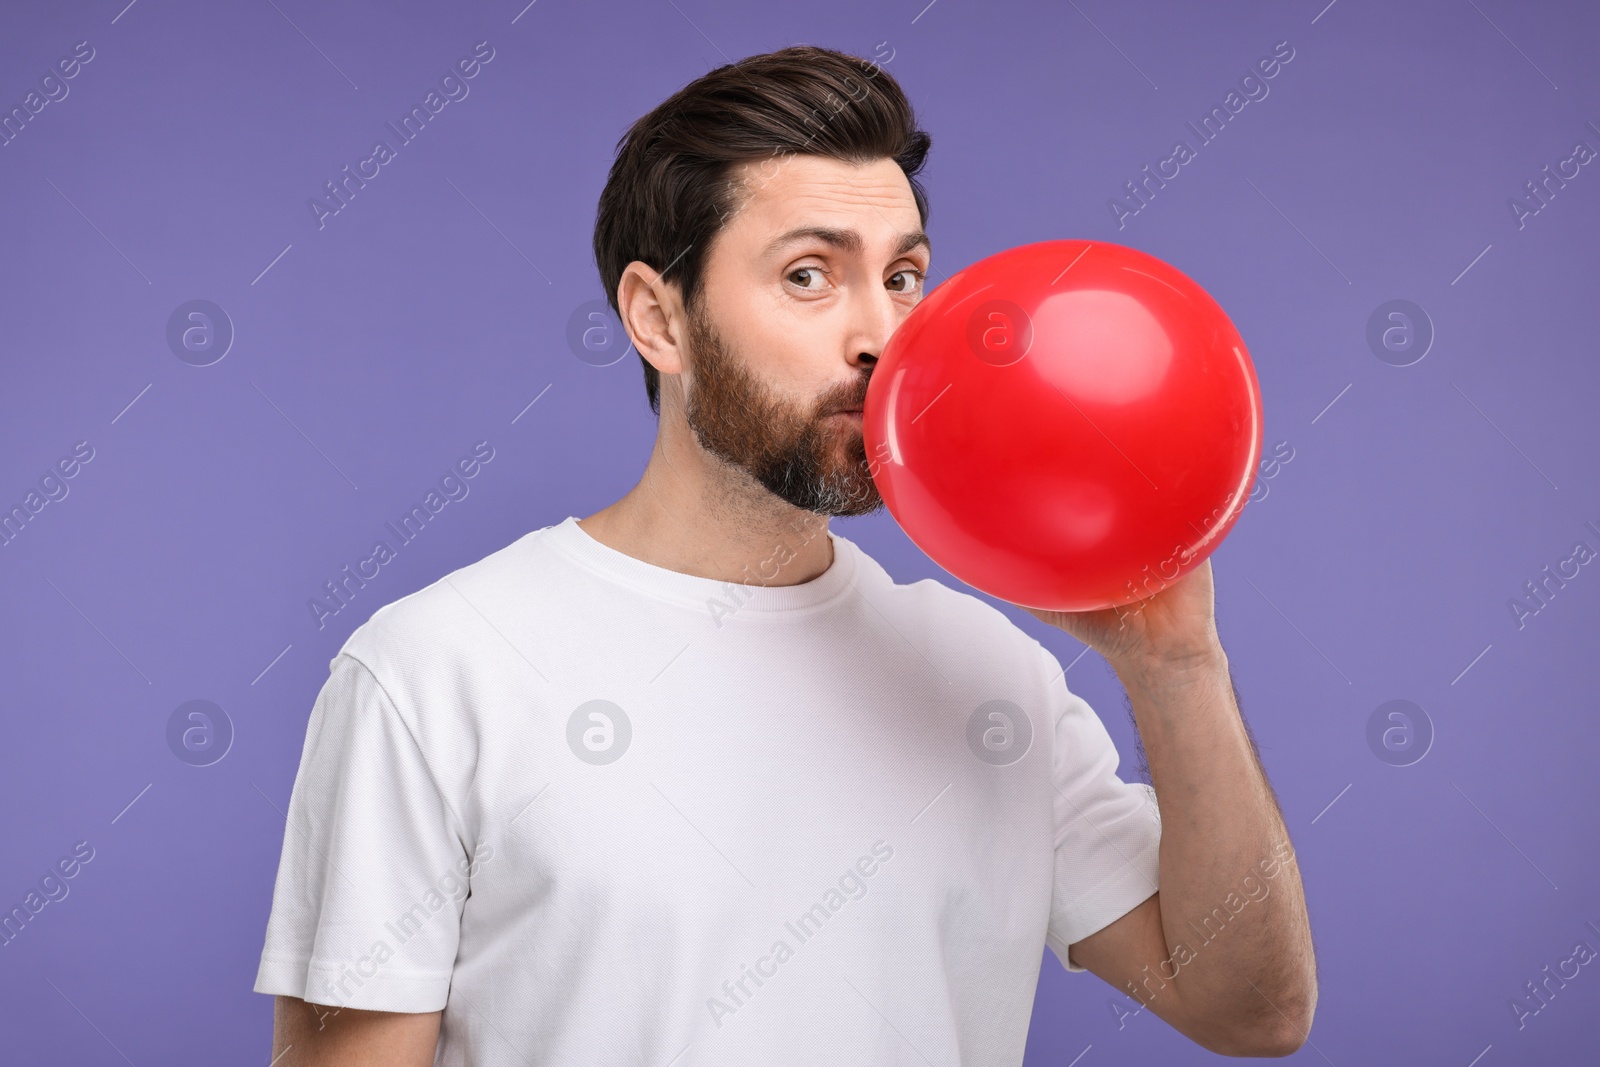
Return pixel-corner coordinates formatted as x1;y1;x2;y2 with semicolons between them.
576;427;835;588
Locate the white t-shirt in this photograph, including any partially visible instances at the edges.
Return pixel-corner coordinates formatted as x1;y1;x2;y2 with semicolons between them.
254;516;1161;1066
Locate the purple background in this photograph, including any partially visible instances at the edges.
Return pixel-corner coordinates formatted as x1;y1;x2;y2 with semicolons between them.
3;0;1597;1063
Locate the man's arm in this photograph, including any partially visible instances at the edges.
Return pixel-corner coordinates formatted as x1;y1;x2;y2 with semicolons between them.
1067;649;1316;1056
271;995;441;1066
1021;559;1316;1056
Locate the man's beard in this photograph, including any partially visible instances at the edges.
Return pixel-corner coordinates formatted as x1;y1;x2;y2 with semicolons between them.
681;300;882;517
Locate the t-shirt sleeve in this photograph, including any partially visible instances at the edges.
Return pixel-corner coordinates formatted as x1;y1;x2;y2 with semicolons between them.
1038;642;1162;973
253;651;470;1012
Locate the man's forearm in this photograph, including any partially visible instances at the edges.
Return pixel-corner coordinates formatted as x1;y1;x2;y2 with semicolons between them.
1116;644;1317;1042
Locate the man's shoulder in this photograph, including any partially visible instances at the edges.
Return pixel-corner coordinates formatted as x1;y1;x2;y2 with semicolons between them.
333;525;552;675
845;536;1046;664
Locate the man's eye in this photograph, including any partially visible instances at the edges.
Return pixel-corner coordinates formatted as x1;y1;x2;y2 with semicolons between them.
788;266;830;289
889;269;925;294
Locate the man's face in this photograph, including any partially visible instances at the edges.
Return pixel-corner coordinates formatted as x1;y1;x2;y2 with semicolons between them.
679;154;930;517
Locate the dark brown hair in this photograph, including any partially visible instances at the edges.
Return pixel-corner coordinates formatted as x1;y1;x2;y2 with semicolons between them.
592;44;932;416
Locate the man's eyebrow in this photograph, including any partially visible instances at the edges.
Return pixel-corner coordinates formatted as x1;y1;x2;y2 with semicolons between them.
762;226;931;261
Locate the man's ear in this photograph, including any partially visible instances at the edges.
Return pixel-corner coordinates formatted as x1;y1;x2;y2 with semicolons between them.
618;261;685;378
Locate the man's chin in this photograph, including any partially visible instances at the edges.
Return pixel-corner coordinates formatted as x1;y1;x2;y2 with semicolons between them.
823;476;883;517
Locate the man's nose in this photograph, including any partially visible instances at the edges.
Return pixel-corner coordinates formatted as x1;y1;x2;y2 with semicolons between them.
852;291;907;366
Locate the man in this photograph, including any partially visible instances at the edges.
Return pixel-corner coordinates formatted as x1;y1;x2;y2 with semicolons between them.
255;44;1316;1065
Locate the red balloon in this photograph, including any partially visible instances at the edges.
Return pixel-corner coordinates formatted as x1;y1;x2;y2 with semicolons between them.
863;239;1263;613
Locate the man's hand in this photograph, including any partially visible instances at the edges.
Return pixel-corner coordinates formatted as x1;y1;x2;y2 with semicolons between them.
1018;558;1221;674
